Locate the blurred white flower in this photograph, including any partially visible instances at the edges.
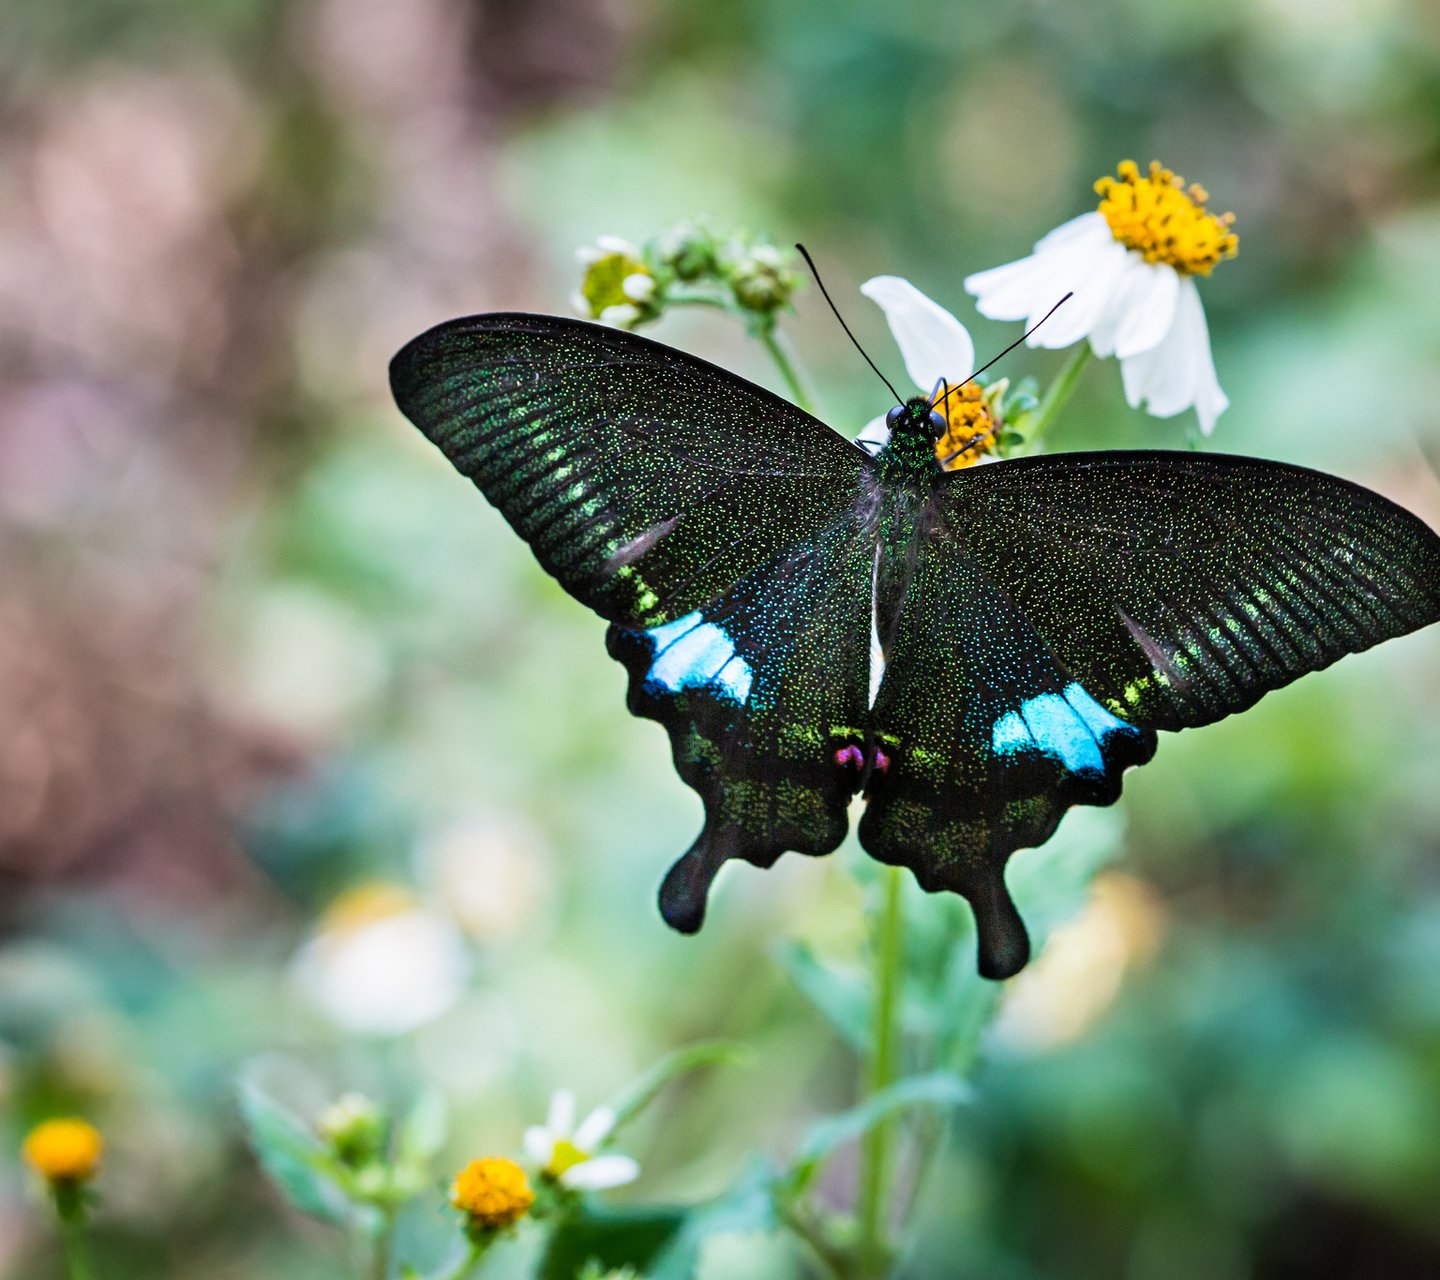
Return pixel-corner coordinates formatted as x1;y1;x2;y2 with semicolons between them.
416;815;553;944
524;1089;639;1191
965;160;1237;434
292;882;470;1036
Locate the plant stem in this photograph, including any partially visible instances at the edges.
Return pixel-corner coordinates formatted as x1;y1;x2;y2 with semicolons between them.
856;866;905;1277
59;1216;93;1280
757;323;817;416
1022;344;1092;454
370;1207;396;1280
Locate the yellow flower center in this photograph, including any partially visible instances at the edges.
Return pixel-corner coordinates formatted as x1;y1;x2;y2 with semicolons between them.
22;1118;103;1183
318;882;416;937
545;1138;590;1178
450;1157;534;1231
581;253;651;315
1095;160;1238;276
932;381;998;471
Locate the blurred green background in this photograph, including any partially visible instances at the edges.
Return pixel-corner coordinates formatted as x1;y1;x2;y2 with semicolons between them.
3;0;1440;1277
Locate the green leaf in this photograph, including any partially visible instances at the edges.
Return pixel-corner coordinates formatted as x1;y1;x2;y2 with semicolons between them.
236;1081;354;1227
784;1073;971;1194
776;942;868;1052
605;1040;750;1135
647;1161;779;1280
539;1205;688;1280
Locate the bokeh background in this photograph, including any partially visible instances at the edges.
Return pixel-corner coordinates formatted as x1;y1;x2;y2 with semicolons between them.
4;0;1440;1277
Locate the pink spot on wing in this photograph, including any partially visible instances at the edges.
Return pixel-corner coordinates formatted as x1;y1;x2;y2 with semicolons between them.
834;745;864;770
873;748;891;774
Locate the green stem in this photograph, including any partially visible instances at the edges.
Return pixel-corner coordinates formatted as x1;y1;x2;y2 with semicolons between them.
757;323;817;416
55;1199;93;1280
856;866;905;1277
776;1201;857;1280
370;1206;396;1280
1021;344;1092;454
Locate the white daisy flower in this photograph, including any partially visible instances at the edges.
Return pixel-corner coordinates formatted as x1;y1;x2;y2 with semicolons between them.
523;1089;640;1192
964;160;1237;435
857;275;1002;469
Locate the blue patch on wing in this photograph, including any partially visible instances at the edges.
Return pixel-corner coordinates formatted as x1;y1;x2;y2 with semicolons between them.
990;682;1140;776
643;611;753;704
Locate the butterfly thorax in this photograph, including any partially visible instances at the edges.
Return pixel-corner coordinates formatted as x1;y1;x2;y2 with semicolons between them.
874;396;946;487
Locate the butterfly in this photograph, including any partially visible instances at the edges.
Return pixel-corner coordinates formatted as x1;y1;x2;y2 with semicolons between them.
390;312;1440;979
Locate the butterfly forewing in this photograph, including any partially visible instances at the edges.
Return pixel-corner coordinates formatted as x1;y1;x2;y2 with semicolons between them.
945;452;1440;731
389;314;868;630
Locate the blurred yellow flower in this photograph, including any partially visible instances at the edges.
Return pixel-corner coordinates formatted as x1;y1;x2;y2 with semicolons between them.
524;1090;640;1191
450;1156;534;1231
22;1118;103;1183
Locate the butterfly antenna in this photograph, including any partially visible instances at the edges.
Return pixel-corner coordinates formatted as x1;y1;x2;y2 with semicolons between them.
931;292;1073;414
795;243;905;407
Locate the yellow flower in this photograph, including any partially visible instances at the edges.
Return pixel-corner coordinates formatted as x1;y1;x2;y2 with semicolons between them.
450;1157;534;1231
572;237;658;329
1095;160;1237;277
22;1118;103;1183
931;379;1000;470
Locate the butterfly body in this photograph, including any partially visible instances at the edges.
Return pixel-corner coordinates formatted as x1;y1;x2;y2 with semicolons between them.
391;312;1440;978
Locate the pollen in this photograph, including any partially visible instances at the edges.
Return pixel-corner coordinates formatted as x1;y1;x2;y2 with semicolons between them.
451;1157;535;1231
933;380;997;470
22;1118;103;1183
1095;160;1238;276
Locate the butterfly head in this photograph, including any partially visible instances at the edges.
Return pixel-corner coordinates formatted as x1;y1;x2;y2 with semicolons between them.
886;397;948;443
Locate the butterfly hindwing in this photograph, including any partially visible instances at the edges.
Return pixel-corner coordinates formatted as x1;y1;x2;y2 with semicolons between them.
389;313;868;629
859;507;1157;977
860;452;1440;977
608;508;875;931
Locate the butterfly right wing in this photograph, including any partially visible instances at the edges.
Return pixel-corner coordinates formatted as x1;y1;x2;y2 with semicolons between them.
389;312;869;629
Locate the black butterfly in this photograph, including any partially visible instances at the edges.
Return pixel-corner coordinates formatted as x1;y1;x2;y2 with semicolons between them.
390;313;1440;978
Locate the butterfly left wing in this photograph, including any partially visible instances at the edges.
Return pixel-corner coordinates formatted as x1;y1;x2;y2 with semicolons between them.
391;312;880;931
861;452;1440;979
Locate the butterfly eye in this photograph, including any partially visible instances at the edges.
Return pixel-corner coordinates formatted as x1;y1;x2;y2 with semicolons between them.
884;405;907;430
927;410;948;439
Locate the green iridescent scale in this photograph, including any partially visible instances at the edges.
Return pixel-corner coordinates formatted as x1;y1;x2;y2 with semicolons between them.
392;315;1440;979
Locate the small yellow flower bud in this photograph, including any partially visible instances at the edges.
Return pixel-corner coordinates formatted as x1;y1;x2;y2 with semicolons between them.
450;1157;534;1232
22;1119;103;1184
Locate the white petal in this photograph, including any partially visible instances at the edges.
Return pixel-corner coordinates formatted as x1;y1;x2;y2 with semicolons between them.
560;1154;641;1191
574;1106;617;1151
596;235;638;256
1032;210;1113;253
1118;277;1227;432
964;252;1057;322
621;273;655;302
859;275;975;391
546;1089;576;1138
1025;238;1130;349
1087;255;1149;358
1113;262;1180;359
856;413;891;452
523;1126;554;1165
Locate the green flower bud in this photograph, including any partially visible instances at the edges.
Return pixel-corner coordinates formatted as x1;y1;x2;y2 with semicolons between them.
655;221;718;282
728;243;800;313
317;1093;387;1167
